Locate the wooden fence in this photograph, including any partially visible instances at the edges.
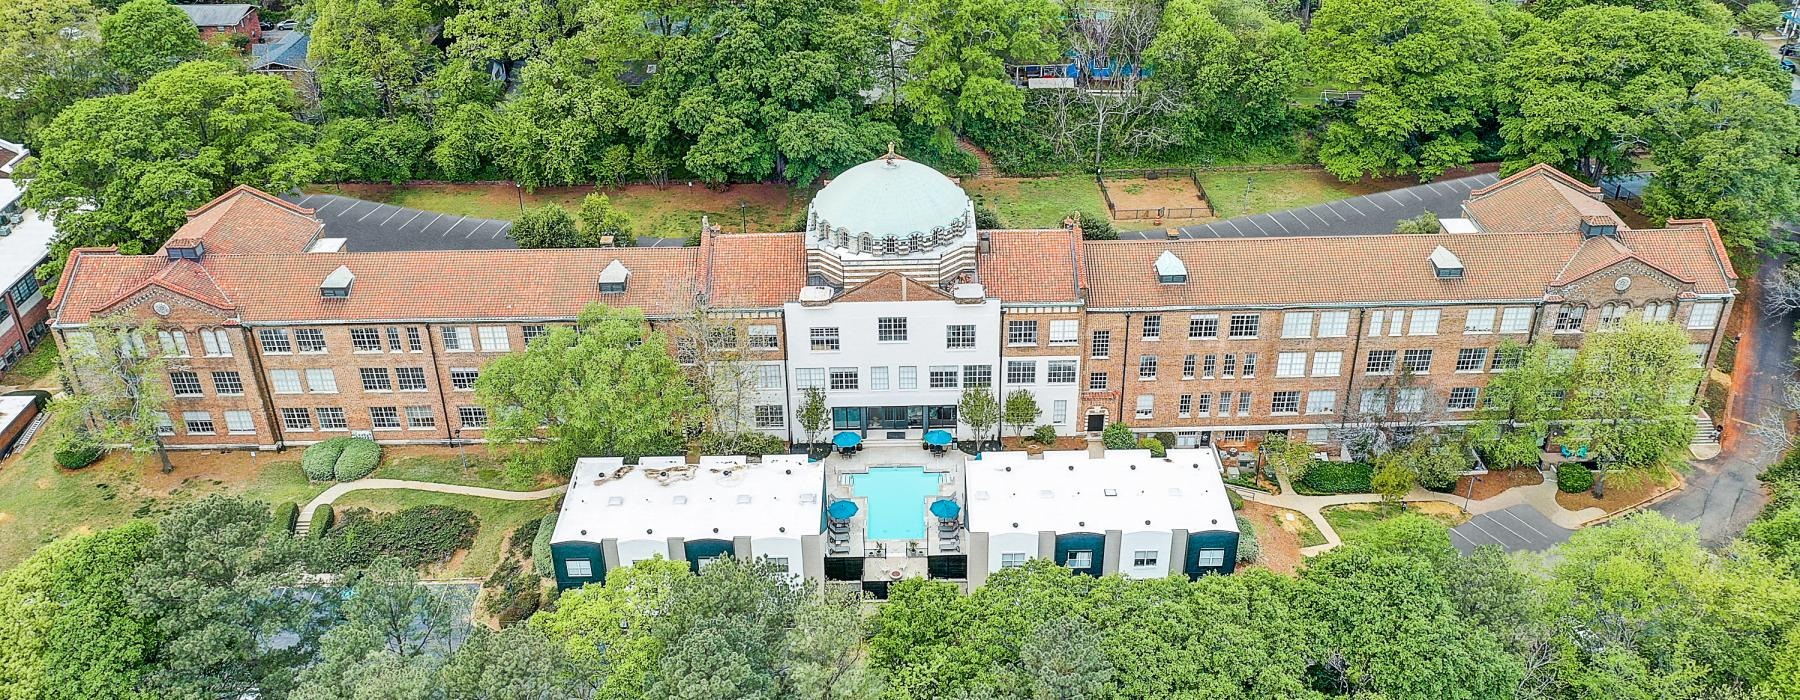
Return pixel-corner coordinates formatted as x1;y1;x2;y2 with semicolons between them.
1095;168;1216;220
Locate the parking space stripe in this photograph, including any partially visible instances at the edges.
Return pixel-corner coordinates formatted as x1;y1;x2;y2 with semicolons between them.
399;210;425;228
423;213;445;234
1482;513;1529;542
1247;217;1270;235
1306;207;1330;225
1365;196;1387;211
297;194;318;206
1323;201;1349;221
357;204;389;222
1385;192;1408;205
340;201;367;219
1283;210;1310;230
1225;219;1246;236
1498;509;1546;538
379;207;406;225
1341;198;1366;215
1463;517;1515;544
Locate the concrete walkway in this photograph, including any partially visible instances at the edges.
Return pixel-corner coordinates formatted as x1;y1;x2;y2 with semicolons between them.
299;478;565;531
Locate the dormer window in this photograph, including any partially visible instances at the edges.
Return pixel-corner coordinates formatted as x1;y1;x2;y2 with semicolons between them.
320;265;354;298
166;242;204;260
1429;246;1463;279
1154;250;1188;284
1580;216;1619;238
598;259;630;294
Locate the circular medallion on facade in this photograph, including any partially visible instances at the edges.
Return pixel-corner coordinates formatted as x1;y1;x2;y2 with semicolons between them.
152;301;171;316
1614;276;1631;292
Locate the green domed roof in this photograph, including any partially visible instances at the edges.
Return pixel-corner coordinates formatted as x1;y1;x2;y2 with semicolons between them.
812;157;970;238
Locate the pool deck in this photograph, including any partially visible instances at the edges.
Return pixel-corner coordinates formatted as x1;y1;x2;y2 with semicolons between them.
823;446;967;560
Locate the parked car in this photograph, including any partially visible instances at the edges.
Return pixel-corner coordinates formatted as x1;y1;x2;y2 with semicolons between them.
1782;43;1800;57
1783;57;1797;74
274;19;297;30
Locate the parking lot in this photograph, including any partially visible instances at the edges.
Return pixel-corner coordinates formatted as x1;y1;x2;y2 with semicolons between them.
1450;504;1574;554
283;193;688;251
1120;172;1501;240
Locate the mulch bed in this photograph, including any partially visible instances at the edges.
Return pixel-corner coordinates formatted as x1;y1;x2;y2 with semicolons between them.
1451;468;1545;501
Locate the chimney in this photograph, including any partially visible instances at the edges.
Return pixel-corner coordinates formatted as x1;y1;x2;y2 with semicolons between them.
1087;434;1105;459
977;231;992;254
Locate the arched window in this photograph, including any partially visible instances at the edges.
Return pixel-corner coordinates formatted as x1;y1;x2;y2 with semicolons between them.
1642;301;1673;323
1598;302;1629;330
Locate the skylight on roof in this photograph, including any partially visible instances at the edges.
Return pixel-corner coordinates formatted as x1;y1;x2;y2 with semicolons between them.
1429;246;1464;279
598;259;630;293
320;265;354;298
1154;250;1188;284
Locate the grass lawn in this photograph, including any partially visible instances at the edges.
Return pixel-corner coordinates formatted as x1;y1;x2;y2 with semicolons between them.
1320;501;1471;543
1196;171;1371;220
0;341;59;389
963;175;1108;228
311;182;809;240
327;489;556;580
367;445;560;491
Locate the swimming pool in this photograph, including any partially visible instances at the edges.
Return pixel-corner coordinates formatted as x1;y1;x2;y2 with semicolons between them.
850;467;943;540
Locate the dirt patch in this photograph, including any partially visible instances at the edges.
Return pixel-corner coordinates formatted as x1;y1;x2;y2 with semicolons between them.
132;449;294;494
996;436;1090;455
1102;176;1211;218
0;512;13;525
1238;501;1304;574
1451;468;1545;501
1554;475;1673;514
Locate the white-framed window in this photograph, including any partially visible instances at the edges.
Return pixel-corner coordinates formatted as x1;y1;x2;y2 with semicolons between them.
1306;390;1336;414
317;407;349;430
1642;301;1673;323
810;327;840;351
1396;388;1426;413
478;326;511;352
1132;550;1159;567
1000;552;1029;569
1195;393;1212;416
1306;428;1332;443
1008;320;1039;346
748;325;779;349
201;328;233;357
521;324;548;347
1142;314;1162;340
930;365;960;389
1196;549;1225;567
828;367;859;391
1598;302;1629;330
1135;395;1154;419
405;327;423;351
211;371;244;396
756;364;783;390
370;406;401;430
1221;354;1236;379
764;556;790;573
1219;392;1233;416
1401;349;1432;374
1360;390;1387;413
1388;310;1406;336
351;327;384;352
1241;353;1257;378
224;410;254;435
795;368;825;390
158;330;189;357
442;326;474;351
1500;307;1532;333
1448;387;1479;411
1090;330;1111;358
1271;391;1300;415
1318;311;1349;337
877;317;908;342
1688;301;1722;329
306;368;338;393
1276;352;1307;378
1007;360;1036;384
270;369;302;394
258;329;292;354
1189;315;1219;340
1228;313;1259;339
457;406;488;428
1202;354;1216;379
449;368;479;390
898;366;917;390
1053;400;1068;424
395;367;428;391
1281;312;1312;338
1365;350;1396;375
1138;355;1158;380
755;404;785;428
946;324;976;349
964;364;992;387
1178;393;1193;418
280;408;311;431
385;326;404;351
182;411;215;435
1047;361;1077;384
1408;309;1440;335
1687;343;1709;368
1464;308;1496;334
1311;351;1342;377
1088;372;1109;391
870;366;889;390
360;367;392;392
1065;550;1094;569
291;328;324;353
1455;348;1487;372
405;405;436;429
1049;320;1079;345
1182;354;1197;379
170;371;203;397
565;559;594;578
1554;305;1585;332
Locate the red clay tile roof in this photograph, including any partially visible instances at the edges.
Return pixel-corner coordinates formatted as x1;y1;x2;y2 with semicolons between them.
97;259;235;312
1464;164;1621;233
833;271;952;303
703;232;807;308
161;185;322;255
977;229;1084;303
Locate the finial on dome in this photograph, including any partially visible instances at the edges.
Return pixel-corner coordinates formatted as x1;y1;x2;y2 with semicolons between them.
884;142;897;164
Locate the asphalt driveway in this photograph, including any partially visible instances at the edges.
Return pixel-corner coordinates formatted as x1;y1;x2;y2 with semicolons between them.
282;193;688;251
1120;172;1501;240
1450;504;1574;554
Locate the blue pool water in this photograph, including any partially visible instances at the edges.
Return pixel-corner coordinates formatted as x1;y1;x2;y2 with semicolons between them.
849;467;942;540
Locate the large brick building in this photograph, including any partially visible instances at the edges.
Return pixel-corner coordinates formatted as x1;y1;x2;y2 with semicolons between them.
47;161;1736;452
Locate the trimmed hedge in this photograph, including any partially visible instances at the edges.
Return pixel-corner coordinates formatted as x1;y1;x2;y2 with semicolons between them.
1557;462;1594;493
1297;460;1374;494
1137;437;1166;458
531;513;558;577
1236;515;1259;564
274;502;299;535
309;506;335;538
301;438;350;481
54;444;104;469
333;438;381;481
313;505;479;570
1102;422;1136;449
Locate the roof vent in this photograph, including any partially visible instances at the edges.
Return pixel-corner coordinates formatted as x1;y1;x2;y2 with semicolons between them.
736;494;752;504
1580;215;1619;239
799;493;818;504
1154;250;1187;284
673;495;688;505
952;283;985;301
598;259;630;293
1429;246;1464;280
320;265;354;298
606;496;625;506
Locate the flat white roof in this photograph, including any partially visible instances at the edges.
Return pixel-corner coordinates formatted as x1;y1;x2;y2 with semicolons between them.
0;207;56;287
551;455;823;543
1440;218;1479;234
966;448;1237;534
0;395;35;433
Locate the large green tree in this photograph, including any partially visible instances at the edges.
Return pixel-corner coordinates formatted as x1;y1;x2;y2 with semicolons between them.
0;521;159;700
1566;318;1700;496
900;0;1062;133
1470;340;1570;469
99;0;205;86
1638;76;1800;255
0;0;110;139
291;559;455;700
1307;0;1502;180
56;313;176;473
1146;0;1305;151
306;0;446;118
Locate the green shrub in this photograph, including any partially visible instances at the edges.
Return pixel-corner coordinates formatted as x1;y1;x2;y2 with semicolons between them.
1227;489;1244;511
309;506;335;538
1102;422;1136;450
1078;211;1116;240
332;438;381;481
1297;460;1375;494
1557;462;1594;493
974;203;1003;229
483;560;543;626
1235;515;1259;564
1031;425;1058;445
1137;437;1166;457
1154;432;1178;450
313;505;479;570
53;443;104;469
532;513;558;577
274;502;299;535
698;431;789;457
302;437;351;481
1762;449;1800;485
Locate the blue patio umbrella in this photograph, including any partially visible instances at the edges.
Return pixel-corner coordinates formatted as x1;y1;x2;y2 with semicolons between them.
832;431;862;449
923;429;954;446
827;499;859;520
929;498;960;519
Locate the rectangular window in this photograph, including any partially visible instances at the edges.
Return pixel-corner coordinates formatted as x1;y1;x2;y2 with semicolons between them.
200;329;232;357
360;368;392;392
946;324;976;349
158;330;189;357
1272;391;1300;415
1402;349;1433;374
1047;360;1077;384
1396;388;1426;413
1090;330;1111;358
829;367;859;391
478;326;510;352
368;407;400;430
306;368;337;393
1368;310;1385;337
1241;353;1257;378
1282;312;1312;338
878;317;908;342
1599;303;1629;330
1408;309;1440;335
458;406;488;428
522;325;548;346
1365;350;1396;375
565;559;594;578
442;327;473;351
1276;352;1307;378
270;369;301;394
708;327;738;349
1188;315;1218;340
1236;392;1252;416
1135;395;1154;419
869;366;889;390
1306;390;1336;414
406;327;423;351
1195;393;1212;416
1132;550;1159;567
1219;392;1233;416
755;364;783;390
1318;311;1349;337
280;407;312;431
795;368;825;390
1306;428;1332;443
224;410;254;435
1464;308;1496;334
442;369;475;392
1049;320;1079;345
1448;387;1479;411
1000;552;1029;569
1228;313;1260;339
1138;355;1157;380
1312;351;1342;377
1141;314;1162;340
395;367;428;391
1007;320;1038;346
291;328;325;353
171;371;203;397
748;325;778;349
754;404;785;428
810;327;840;351
1360;390;1387;413
1053;400;1069;424
964;365;992;388
1688;301;1722;329
258;329;292;354
1500;307;1532;333
386;326;403;351
1554;305;1585;332
182;411;215;435
211;371;244;396
1222;353;1236;379
898;366;918;390
1182;354;1197;379
1088;372;1108;391
1008;360;1037;384
1180;394;1195;418
1389;310;1406;336
1202;354;1216;379
1643;302;1673;323
930;366;960;389
317;407;348;430
1196;549;1226;567
1456;348;1488;372
405;406;435;429
351;327;383;352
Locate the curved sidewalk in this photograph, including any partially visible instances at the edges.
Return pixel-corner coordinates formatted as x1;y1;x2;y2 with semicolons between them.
300;479;565;524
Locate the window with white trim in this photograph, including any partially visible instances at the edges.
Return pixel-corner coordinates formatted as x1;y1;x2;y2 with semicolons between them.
395;367;428;391
258;329;292;354
270;370;301;394
1007;320;1038;346
1221;354;1236;379
224;410;254;435
211;371;244;396
280;407;312;431
1642;302;1672;323
1195;393;1212;416
1312;351;1342;377
317;407;348;430
1196;549;1225;567
360;367;392;392
442;326;473;351
158;330;189;357
1182;354;1197;379
1132;550;1159;567
810;327;840;351
1000;552;1029;569
1236;392;1251;416
1455;348;1487;372
1688;301;1722;329
351;327;383;352
828;367;859;391
453;405;487;428
1365;350;1395;375
1065;549;1094;567
289;328;323;353
1307;428;1332;443
1448;387;1479;411
878;317;908;342
755;404;785;428
946;324;976;349
1464;308;1496;334
1178;394;1192;418
795;368;825;390
1318;311;1349;337
931;365;960;388
1396;388;1426;413
1500;307;1532;333
1141;315;1161;340
748;325;779;349
1007;360;1036;384
1400;349;1432;374
1088;372;1108;391
306;368;337;393
170;371;202;397
1271;391;1300;415
1202;354;1216;379
898;366;917;390
1053;399;1068;424
1090;330;1110;358
756;364;783;390
1228;314;1259;339
1598;302;1629;330
1241;353;1257;378
201;328;233;357
405;406;436;429
1282;312;1312;338
869;366;889;390
1554;305;1585;332
182;411;215;435
445;368;475;390
565;559;594;578
522;325;548;346
1360;390;1387;413
1047;360;1077;384
368;406;397;430
406;327;423;351
1408;309;1440;335
1049;320;1078;345
1276;352;1307;378
1306;390;1336;414
1138;355;1157;380
1135;395;1154;419
478;326;511;352
1189;315;1219;339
